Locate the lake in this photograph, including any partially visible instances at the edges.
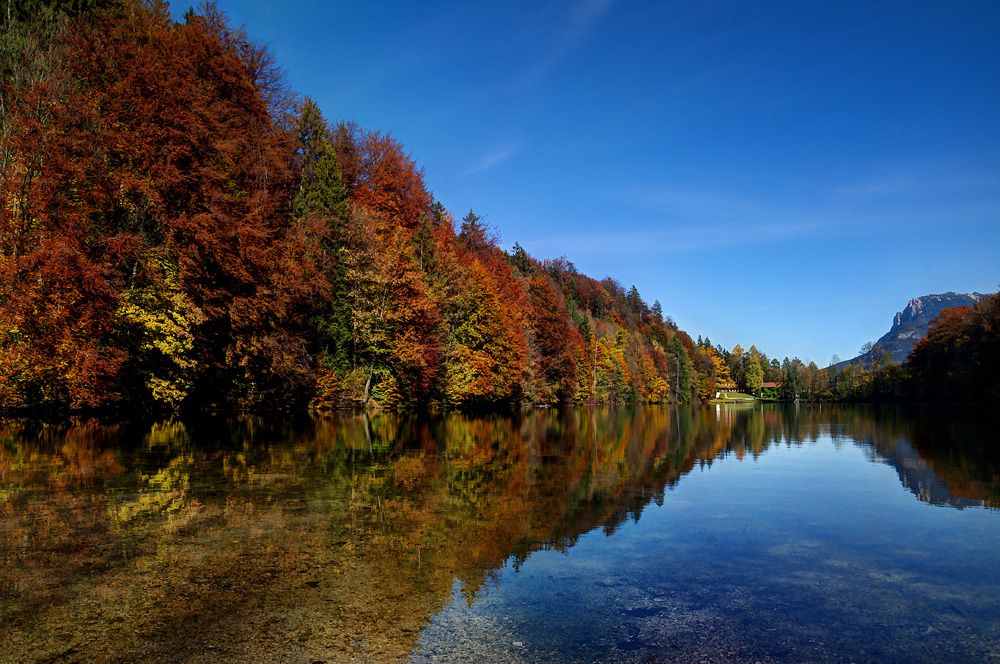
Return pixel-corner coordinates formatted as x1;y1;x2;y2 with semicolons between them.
2;404;998;663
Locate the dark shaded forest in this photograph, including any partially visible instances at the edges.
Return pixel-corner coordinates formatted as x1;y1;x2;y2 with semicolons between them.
1;1;994;411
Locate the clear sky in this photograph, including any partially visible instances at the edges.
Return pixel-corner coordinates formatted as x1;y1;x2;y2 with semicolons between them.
176;0;999;366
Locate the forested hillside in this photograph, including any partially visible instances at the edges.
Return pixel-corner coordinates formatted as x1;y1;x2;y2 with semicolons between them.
839;292;987;367
1;1;749;411
905;293;1000;402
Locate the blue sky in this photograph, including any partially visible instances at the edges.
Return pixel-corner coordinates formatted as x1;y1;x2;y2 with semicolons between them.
179;1;999;365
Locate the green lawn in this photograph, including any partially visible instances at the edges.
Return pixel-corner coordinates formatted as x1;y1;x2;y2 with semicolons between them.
718;392;755;401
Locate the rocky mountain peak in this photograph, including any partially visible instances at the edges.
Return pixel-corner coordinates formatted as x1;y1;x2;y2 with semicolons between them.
842;292;989;368
878;292;987;364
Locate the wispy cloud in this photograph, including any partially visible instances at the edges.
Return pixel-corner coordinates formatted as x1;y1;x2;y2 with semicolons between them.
620;186;759;223
612;185;833;245
835;166;1000;199
566;0;614;43
519;0;614;86
522;185;852;258
527;221;820;260
463;140;525;176
835;169;921;198
523;169;1000;263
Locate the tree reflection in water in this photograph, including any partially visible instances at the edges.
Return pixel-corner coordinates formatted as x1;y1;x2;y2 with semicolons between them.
0;405;997;662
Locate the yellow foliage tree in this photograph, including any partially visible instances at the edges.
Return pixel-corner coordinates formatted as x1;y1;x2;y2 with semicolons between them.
115;258;205;407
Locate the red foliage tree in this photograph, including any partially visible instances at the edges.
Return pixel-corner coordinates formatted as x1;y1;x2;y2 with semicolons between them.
350;129;433;230
528;275;582;403
0;3;306;408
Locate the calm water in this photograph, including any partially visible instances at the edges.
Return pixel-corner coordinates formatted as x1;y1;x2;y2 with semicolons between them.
1;405;998;663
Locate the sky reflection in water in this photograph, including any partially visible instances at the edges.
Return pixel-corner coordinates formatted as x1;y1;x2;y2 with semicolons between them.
416;434;1000;663
1;405;998;663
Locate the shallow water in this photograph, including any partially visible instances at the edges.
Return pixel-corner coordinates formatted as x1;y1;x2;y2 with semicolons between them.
1;404;998;663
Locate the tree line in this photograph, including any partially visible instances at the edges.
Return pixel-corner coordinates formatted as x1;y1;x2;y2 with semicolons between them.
0;0;739;411
707;291;999;403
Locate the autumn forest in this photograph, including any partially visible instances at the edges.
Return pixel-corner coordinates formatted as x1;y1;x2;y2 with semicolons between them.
2;1;996;412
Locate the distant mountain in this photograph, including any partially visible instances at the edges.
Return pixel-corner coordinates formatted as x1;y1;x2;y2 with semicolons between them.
855;292;987;366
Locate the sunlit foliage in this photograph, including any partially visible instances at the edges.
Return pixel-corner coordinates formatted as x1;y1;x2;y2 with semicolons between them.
0;1;722;411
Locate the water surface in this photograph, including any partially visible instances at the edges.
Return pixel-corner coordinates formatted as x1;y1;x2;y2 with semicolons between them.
1;405;998;663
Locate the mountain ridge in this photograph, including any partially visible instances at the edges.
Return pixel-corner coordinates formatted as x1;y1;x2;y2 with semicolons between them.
857;292;987;366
